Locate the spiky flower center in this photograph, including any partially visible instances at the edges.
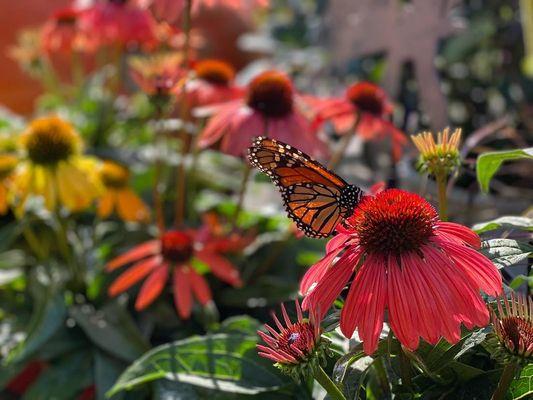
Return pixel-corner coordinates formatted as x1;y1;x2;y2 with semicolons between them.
161;231;194;264
247;71;294;118
100;161;130;188
499;316;533;356
348;189;437;255
276;322;316;362
195;59;235;86
23;117;80;165
346;82;386;116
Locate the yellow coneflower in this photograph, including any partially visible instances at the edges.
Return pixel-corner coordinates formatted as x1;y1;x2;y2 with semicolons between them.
98;160;150;223
411;127;462;176
11;116;102;213
411;127;462;221
0;154;18;214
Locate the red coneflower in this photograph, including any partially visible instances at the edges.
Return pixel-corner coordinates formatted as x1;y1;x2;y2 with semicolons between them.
301;189;502;354
311;81;406;161
489;293;533;365
106;227;244;318
179;59;244;108
78;0;158;50
41;7;93;54
257;301;329;380
197;70;328;159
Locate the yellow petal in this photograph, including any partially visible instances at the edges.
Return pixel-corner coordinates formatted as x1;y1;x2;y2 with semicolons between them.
116;189;150;222
98;191;116;218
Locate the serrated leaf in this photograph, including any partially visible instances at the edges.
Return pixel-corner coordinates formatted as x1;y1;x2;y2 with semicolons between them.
472;216;533;234
453;329;488;360
480;239;533;269
509;364;533;400
476;148;533;193
108;333;286;397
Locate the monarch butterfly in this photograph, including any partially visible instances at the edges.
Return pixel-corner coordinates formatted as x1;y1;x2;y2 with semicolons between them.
248;136;363;238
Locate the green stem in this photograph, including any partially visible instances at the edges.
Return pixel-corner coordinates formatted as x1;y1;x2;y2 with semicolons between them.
399;346;413;390
328;114;360;170
435;173;448;221
22;226;47;261
55;213;83;291
491;362;519;400
313;366;346;400
231;164;251;229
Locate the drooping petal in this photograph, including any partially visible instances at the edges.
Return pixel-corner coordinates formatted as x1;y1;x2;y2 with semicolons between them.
302;249;360;319
135;263;169;310
340;254;387;354
116;189;150;222
299;242;345;296
435;222;481;248
435;237;502;297
108;255;161;296
97;191;116;218
189;268;212;305
386;256;420;350
196;250;242;286
106;240;160;271
173;267;193;319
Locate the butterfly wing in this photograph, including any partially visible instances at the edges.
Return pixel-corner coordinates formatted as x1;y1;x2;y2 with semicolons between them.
248;136;352;238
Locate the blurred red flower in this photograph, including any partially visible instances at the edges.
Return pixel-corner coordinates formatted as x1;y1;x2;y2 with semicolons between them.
310;82;407;161
197;70;329;159
301;189;502;354
107;223;247;318
78;0;158;50
41;7;94;54
178;59;244;108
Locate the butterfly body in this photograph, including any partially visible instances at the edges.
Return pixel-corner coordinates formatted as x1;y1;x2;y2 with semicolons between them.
248;137;363;238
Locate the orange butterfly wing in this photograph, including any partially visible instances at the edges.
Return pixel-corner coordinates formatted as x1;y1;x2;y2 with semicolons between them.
248;137;360;238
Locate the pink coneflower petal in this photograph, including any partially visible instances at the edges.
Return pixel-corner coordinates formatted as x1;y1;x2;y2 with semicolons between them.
340;254;387;354
135;263;169;310
173;267;193;319
196;250;242;287
197;102;241;148
189;269;212;305
299;243;345;296
302;250;360;318
436;221;481;248
108;255;162;297
106;240;160;271
435;237;502;297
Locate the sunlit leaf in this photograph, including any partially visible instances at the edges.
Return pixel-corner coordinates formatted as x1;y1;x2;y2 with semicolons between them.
476;148;533;193
108;334;286;397
480;239;533;269
472;216;533;234
509;364;533;400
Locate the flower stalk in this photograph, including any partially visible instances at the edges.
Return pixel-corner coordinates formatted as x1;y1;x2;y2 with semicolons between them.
491;362;519;400
313;365;347;400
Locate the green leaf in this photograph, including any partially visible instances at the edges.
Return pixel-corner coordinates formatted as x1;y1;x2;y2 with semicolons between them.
509;274;533;289
480;239;533;269
509;364;533;400
8;292;67;363
476;148;533;193
218;316;262;336
472;216;533;234
108;333;285;397
69;302;149;363
95;350;128;400
453;329;489;360
21;350;93;400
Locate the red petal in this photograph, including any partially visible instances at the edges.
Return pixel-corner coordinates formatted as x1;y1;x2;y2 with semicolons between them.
196;250;242;287
189;269;212;305
435;222;481;248
108;256;161;297
173;267;192;319
134;263;169;310
106;240;160;271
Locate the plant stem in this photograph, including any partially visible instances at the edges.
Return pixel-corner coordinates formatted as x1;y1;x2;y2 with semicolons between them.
399;346;413;390
173;0;193;228
231;164;251;229
313;366;346;400
328;115;360;170
22;226;47;261
435;172;448;221
153;110;166;234
491;362;519;400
